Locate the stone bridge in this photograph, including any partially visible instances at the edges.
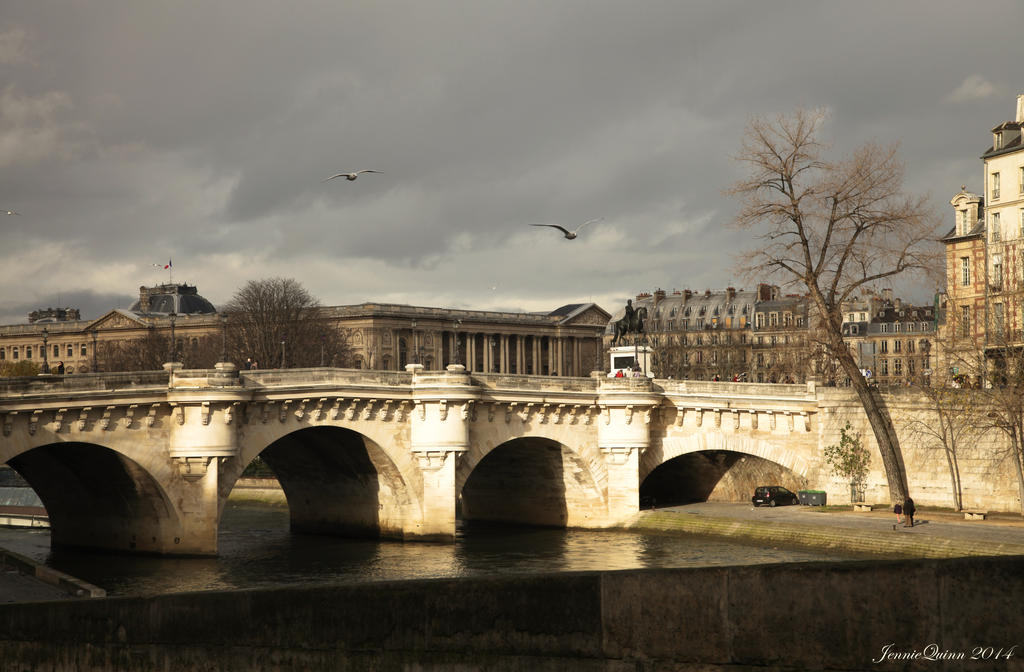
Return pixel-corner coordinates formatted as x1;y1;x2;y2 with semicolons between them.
0;364;834;555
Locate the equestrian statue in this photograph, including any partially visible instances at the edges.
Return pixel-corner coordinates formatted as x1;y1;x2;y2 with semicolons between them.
611;299;647;346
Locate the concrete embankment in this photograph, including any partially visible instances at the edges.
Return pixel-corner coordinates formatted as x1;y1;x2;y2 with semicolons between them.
629;507;1024;558
1;556;1022;671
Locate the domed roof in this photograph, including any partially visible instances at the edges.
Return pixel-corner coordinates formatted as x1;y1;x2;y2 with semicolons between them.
129;283;217;315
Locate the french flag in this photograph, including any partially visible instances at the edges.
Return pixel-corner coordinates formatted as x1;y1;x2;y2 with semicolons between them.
152;259;172;269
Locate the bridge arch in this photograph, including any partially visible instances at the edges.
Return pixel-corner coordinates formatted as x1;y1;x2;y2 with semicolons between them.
640;434;813;506
5;441;181;554
459;435;606;528
231;424;421;539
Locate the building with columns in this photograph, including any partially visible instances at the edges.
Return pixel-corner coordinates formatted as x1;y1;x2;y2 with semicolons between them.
323;302;610;376
0;284;610;377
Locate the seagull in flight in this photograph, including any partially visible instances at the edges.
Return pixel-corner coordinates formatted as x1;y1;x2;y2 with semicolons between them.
530;218;602;240
322;170;382;182
3;210;20;216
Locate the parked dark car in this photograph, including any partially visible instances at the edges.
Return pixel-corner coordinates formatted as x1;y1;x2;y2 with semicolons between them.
752;486;799;507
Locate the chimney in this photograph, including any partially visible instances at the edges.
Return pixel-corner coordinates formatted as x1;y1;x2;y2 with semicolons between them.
704;289;711;298
882;288;893;303
683;289;692;302
1017;93;1024;123
894;298;902;311
654;288;666;301
138;285;151;313
727;286;736;301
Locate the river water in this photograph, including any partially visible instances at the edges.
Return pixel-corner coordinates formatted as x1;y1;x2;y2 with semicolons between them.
0;502;858;597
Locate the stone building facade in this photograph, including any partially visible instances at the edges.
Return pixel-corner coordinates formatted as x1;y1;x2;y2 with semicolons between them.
939;94;1024;381
0;284;609;377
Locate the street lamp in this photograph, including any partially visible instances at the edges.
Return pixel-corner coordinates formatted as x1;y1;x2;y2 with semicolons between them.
219;313;229;364
320;335;326;367
281;337;286;369
489;335;496;372
41;327;50;374
91;329;98;372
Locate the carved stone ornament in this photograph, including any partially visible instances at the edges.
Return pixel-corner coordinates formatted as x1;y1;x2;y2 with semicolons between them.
175;456;212;483
345;399;360;421
224;402;239;425
732;410;740;430
624;405;634;425
174;405;185;426
28;410;42;435
600;445;635;466
411;448;466;471
279;400;292;423
55;408;68;432
362;400;376;421
695;409;704;428
539;404;551;424
749;410;758;430
122;405;137;428
506;402;517;424
396;400;410;422
78;407;92;431
2;412;14;436
379;399;392;421
603;406;611;425
295;399;310;421
437;400;448;422
585;405;597;425
674;407;685;426
802;411;811;432
201;402;211;426
100;406;115;431
147;404;160;427
330;398;343;420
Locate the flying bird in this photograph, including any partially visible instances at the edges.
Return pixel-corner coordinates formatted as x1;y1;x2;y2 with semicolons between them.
3;210;20;216
322;170;382;182
530;218;602;240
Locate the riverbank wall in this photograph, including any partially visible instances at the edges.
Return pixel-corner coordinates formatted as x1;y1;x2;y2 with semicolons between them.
1;555;1021;671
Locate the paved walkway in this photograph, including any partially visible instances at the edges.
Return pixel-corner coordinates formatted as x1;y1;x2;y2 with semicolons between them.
634;502;1024;558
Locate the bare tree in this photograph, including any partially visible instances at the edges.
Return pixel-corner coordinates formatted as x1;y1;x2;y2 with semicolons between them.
904;379;980;512
729;109;941;504
224;277;353;369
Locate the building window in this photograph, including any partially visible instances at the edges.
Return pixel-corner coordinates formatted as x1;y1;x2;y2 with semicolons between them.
755;313;764;328
881;360;889;375
681;318;688;331
25;346;32;359
961;306;971;337
894;322;901;333
53;344;59;357
81;344;87;357
894;359;902;376
907;322;915;332
992;212;1001;242
993;172;1001;200
908;359;915;375
993;253;1003;289
881;324;889;333
994;303;1005;336
894;340;902;353
996;133;1003;150
67;344;73;357
961;257;971;286
1019;166;1024;194
880;341;888;354
1020;208;1024;238
908;340;915;353
12;347;18;360
0;348;4;360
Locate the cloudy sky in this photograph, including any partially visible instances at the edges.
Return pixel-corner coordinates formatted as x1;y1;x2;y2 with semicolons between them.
1;1;1022;325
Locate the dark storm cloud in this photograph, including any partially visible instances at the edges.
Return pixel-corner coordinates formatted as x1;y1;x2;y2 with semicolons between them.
1;0;1022;323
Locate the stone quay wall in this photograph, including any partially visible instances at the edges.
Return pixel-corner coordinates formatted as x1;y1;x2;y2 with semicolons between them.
1;557;1021;671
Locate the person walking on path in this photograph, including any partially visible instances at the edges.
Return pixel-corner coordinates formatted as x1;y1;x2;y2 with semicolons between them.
893;501;903;525
903;497;916;527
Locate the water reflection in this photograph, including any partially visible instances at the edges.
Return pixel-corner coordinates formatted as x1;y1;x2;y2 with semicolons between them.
0;502;858;597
